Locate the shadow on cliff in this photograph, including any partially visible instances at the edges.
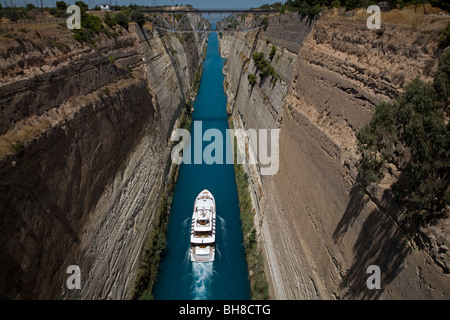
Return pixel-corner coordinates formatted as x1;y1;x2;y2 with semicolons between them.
333;180;412;299
332;183;369;244
0;172;81;299
299;14;315;28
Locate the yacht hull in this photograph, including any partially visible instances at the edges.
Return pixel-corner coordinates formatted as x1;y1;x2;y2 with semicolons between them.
190;189;216;262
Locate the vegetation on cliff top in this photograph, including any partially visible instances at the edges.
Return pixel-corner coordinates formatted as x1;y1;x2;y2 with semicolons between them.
68;1;146;42
356;48;449;231
259;0;449;13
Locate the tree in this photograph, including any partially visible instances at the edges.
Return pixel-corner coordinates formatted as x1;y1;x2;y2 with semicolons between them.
434;50;450;105
345;0;361;10
308;4;322;19
75;1;88;14
330;0;341;8
26;3;35;10
5;9;21;22
82;13;103;32
269;45;277;61
130;10;145;26
56;1;67;10
114;11;129;29
356;53;450;227
429;0;450;11
103;11;117;27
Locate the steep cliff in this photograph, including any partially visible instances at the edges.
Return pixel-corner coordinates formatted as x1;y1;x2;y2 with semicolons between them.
220;12;450;299
0;22;206;299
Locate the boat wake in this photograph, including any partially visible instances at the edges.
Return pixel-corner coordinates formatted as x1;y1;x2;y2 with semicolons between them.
191;262;214;300
182;217;191;236
218;216;227;239
184;248;191;265
215;244;221;260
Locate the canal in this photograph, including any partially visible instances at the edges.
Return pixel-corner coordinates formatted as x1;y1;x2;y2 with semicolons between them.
152;33;251;300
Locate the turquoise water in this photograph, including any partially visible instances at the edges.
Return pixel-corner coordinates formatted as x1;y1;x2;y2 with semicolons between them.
152;33;251;300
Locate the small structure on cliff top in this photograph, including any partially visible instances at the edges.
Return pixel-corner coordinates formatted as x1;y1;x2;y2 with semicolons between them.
378;2;391;12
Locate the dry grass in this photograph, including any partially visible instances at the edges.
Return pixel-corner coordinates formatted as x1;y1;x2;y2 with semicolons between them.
323;4;450;30
0;117;51;159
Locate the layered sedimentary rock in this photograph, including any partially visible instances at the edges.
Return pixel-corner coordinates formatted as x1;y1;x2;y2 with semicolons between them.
0;22;206;299
220;12;450;299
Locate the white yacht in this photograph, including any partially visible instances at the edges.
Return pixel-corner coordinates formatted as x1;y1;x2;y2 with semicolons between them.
190;189;216;262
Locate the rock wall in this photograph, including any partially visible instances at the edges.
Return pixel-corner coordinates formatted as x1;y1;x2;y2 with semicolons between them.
220;13;450;299
0;22;206;299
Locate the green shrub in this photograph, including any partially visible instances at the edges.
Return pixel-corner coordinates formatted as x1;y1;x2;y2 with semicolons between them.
130;10;145;26
73;29;86;41
103;11;117;28
248;73;257;85
262;17;269;31
252;52;280;82
75;1;88;14
269;45;277;61
72;12;104;43
330;0;341;8
54;10;68;18
307;4;322;20
110;31;119;39
82;13;103;33
12;142;25;156
114;12;129;29
56;1;67;10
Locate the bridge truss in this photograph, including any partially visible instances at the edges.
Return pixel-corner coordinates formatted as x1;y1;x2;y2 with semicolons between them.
141;9;277;33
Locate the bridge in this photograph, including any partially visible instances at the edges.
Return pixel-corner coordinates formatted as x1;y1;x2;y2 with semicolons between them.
140;8;278;33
